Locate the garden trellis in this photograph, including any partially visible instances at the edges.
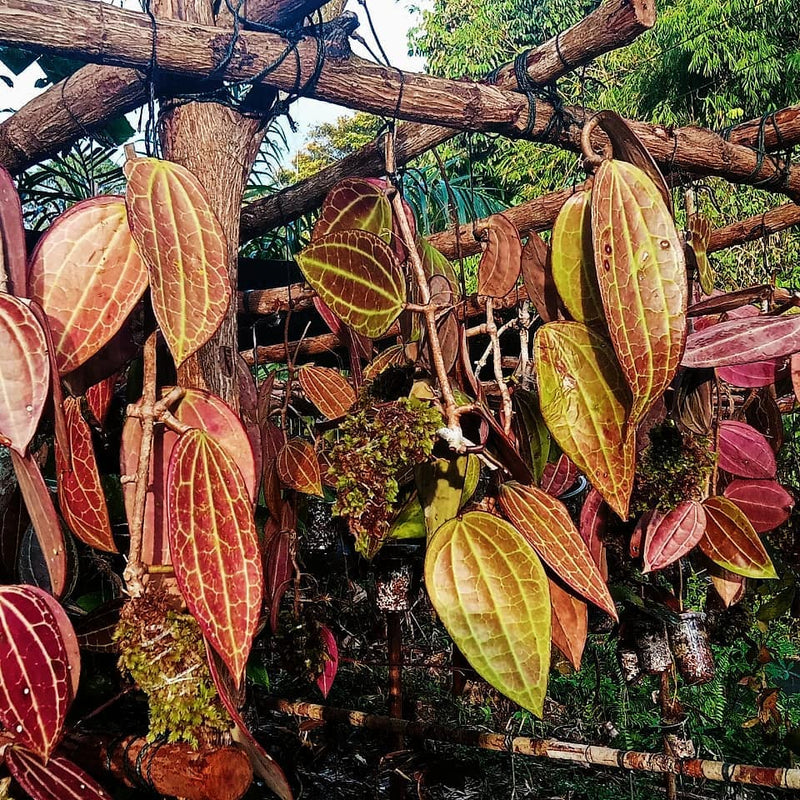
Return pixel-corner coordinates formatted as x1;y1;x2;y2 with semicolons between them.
2;0;800;798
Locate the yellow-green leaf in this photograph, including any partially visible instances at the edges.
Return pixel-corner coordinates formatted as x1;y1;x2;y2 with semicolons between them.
687;215;714;296
295;230;406;339
534;321;633;518
416;456;468;537
592;160;687;431
425;512;551;716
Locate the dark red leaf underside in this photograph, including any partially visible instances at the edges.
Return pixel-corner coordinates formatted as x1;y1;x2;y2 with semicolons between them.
579;487;609;579
84;374;116;427
477;213;522;298
264;528;293;633
6;748;111;800
642;500;707;572
73;598;125;654
717;359;781;388
540;454;578;497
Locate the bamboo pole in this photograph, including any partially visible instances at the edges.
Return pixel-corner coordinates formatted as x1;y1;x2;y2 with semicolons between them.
1;0;798;205
263;698;800;791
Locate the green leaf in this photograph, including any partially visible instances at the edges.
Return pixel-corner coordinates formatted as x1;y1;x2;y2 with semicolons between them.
416;456;469;537
512;388;551;482
534;321;633;518
425;512;551;716
295;230;406;339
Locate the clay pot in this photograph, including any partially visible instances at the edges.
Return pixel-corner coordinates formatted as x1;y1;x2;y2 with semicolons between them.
668;611;715;685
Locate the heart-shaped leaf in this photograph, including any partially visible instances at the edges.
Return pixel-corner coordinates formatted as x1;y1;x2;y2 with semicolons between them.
499;482;616;619
699;496;777;579
425;512;551;716
313;178;392;241
642;500;706;572
592;160;687;429
718;420;777;479
477;213;522;298
125;157;230;366
549;579;588;671
534;321;633;518
167;429;263;687
551;190;604;327
295;229;406;339
56;397;116;553
277;439;322;497
6;748;111;800
687;215;714;296
27;197;148;374
0;584;80;760
316;625;339;698
0;294;49;456
121;388;257;566
298;365;356;420
723;479;794;533
10;452;67;599
0;165;27;297
683;314;800;368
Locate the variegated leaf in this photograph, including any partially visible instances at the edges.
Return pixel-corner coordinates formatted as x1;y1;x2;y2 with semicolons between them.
551;190;604;327
56;397;116;553
0;585;80;760
316;625;339;698
540;454;578;498
708;562;747;608
264;528;292;633
549;579;588;671
277;439;322;496
425;512;551;716
27;197;148;374
534;321;633;518
298;365;355;420
592;160;687;429
6;749;111;800
499;482;616;618
313;177;392;241
167;429;263;687
477;213;521;298
124;157;230;366
295;230;406;339
0;294;49;455
642;500;706;572
699;496;777;579
84;374;116;427
73;598;125;654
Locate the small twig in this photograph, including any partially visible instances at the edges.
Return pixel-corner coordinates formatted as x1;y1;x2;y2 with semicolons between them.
484;298;513;434
517;299;531;378
474;318;518;376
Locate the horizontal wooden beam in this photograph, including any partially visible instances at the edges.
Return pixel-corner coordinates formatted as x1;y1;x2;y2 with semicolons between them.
707;201;800;252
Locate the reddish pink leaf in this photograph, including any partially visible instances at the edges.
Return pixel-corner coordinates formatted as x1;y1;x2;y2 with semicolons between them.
477;213;522;298
121;388;257;566
792;353;800;404
718;420;777;479
0;585;80;760
0;165;27;297
125;158;230;367
683;314;800;368
10;451;67;598
261;421;286;521
723;479;794;533
549;579;588;670
84;374;116;427
0;294;49;455
277;439;323;496
717;359;782;388
167;429;263;688
6;748;110;800
298;365;356;420
540;454;578;497
316;625;339;698
630;512;648;558
642;500;707;572
28;196;148;374
56;397;116;553
264;528;293;633
73;598;125;654
579;488;608;579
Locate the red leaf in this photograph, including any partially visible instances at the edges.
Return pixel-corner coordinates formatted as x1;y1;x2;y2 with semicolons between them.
312;296;372;361
6;748;110;800
520;231;558;323
642;500;707;572
125;158;230;366
298;365;356;420
718;420;777;479
579;487;608;579
0;585;80;760
167;429;263;688
717;359;782;388
56;397;116;553
477;213;522;298
121;388;257;566
723;479;794;533
84;374;116;427
264;528;293;633
10;452;68;599
540;454;578;497
316;624;339;698
277;439;323;496
261;421;286;521
0;165;27;297
683;314;800;368
549;579;588;670
0;294;49;455
27;196;148;374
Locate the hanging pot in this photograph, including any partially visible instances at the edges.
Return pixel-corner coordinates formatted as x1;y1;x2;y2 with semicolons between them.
668;611;715;685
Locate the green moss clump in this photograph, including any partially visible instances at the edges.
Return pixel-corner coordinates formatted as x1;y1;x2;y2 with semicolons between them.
329;397;441;557
632;421;714;513
114;591;231;747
